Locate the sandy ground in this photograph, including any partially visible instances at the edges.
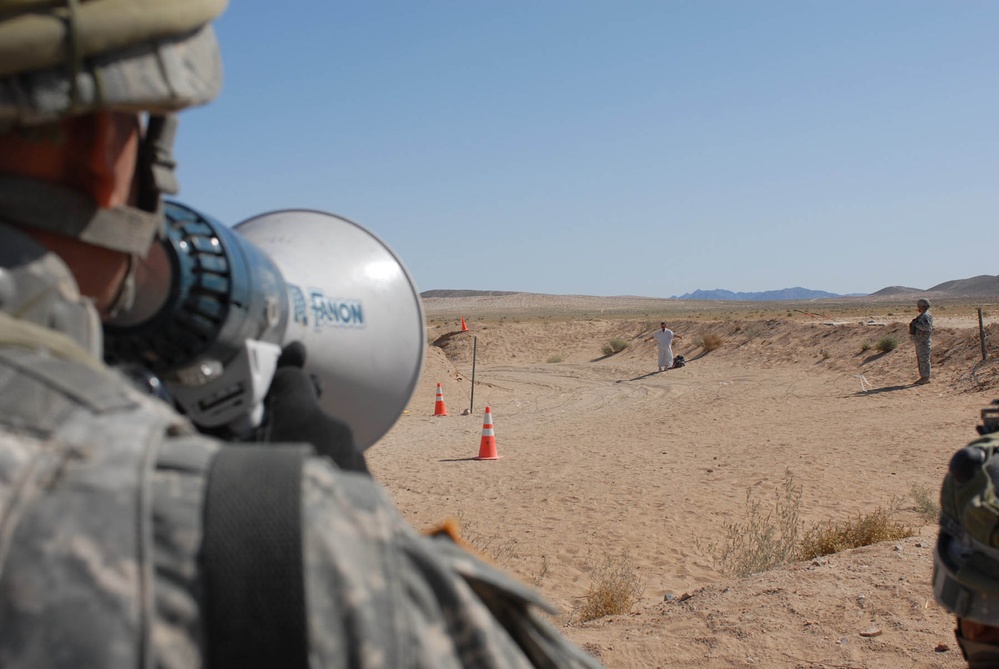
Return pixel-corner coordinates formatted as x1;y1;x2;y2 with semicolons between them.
366;294;999;669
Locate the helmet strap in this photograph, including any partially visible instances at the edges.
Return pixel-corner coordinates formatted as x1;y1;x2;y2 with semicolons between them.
104;252;137;320
139;114;180;202
0;174;161;255
0;113;179;255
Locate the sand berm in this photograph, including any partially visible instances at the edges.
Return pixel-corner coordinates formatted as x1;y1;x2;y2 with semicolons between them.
365;293;999;668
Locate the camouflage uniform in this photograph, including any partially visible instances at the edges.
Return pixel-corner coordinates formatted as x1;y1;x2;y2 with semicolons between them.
0;3;603;665
0;225;603;667
934;429;999;667
909;303;933;381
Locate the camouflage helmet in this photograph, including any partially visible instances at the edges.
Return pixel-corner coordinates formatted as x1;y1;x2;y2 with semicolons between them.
0;0;228;254
933;431;999;625
0;0;227;130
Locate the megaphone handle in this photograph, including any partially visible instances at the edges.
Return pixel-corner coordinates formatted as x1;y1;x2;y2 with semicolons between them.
261;355;369;475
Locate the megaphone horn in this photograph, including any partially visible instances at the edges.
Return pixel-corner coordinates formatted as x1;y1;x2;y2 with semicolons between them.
104;203;425;452
235;210;425;451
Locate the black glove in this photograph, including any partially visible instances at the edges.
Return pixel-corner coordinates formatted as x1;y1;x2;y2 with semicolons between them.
262;342;369;475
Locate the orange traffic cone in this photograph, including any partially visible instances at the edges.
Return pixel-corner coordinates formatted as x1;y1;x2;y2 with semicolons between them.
433;383;448;416
474;406;501;460
461;316;468;332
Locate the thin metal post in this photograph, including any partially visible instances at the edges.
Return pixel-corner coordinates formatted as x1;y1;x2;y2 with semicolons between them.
469;336;477;414
980;308;988;361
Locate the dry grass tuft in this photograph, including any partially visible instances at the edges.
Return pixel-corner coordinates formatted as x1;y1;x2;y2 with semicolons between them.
875;334;899;353
577;554;644;622
602;338;630;356
698;332;724;352
531;555;550;588
798;503;914;560
719;469;801;577
453;509;517;566
911;483;940;523
714;472;916;576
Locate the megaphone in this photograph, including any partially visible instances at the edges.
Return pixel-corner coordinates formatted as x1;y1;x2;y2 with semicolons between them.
104;201;425;450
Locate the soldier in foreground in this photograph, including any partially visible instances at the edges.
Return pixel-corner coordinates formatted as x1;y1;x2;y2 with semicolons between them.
933;404;999;668
0;3;602;667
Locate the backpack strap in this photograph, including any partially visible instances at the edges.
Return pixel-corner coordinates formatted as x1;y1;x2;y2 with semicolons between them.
202;445;311;669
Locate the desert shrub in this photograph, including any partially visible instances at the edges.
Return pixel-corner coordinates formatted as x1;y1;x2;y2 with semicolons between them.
546;354;564;363
453;509;516;566
714;472;915;576
819;349;830;360
718;470;802;577
798;503;913;560
602;339;629;356
861;342;872;353
531;556;550;588
577;554;644;622
911;483;940;523
698;333;724;352
875;335;899;353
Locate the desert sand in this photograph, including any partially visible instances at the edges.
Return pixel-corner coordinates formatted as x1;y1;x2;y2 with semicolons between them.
366;293;999;668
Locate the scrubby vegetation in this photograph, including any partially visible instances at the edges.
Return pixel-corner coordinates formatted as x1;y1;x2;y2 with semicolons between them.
910;483;940;523
577;554;644;622
875;334;899;353
698;332;724;352
798;504;913;561
717;470;802;577
602;338;630;356
712;470;916;577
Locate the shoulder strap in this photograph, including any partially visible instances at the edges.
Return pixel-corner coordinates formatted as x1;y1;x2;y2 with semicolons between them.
202;445;311;669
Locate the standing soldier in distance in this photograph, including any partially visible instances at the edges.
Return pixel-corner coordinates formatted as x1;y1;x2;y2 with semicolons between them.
910;298;933;384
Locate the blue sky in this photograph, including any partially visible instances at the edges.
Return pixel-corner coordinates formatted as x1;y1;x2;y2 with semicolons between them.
173;2;998;297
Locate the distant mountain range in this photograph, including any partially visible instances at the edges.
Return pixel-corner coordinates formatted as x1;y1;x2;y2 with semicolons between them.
670;287;857;301
421;289;520;298
422;275;999;301
671;274;999;301
870;275;999;298
680;275;999;300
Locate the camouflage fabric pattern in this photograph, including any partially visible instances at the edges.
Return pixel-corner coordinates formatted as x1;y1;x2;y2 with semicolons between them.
934;433;999;624
303;462;603;668
0;343;169;667
915;339;931;379
0;321;602;668
0;0;225;131
910;310;932;379
939;435;999;555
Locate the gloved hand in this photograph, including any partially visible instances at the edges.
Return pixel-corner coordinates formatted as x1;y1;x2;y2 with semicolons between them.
262;341;370;475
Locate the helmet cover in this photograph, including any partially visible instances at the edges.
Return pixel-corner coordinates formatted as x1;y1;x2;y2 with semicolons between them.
934;433;999;624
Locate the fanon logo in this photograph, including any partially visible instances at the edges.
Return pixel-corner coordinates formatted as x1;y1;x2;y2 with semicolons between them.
287;285;366;330
307;288;365;330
